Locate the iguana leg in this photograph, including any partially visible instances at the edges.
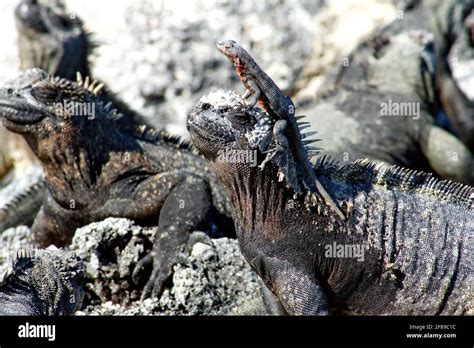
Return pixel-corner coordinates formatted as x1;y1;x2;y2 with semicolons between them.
252;254;329;315
259;120;288;169
134;175;213;300
273;267;329;316
30;196;81;247
259;279;288;315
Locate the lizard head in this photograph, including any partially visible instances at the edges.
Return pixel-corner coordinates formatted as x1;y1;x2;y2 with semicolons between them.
15;0;91;80
0;68;123;162
187;90;271;165
216;40;241;61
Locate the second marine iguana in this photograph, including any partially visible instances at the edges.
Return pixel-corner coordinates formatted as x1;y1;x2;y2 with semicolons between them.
0;68;235;299
187;89;473;315
0;0;153;232
14;0;151;130
0;246;84;315
15;0;91;82
216;40;345;219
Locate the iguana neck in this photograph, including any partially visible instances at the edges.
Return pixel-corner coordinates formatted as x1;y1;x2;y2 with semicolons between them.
33;126;139;208
210;160;281;237
209;157;335;241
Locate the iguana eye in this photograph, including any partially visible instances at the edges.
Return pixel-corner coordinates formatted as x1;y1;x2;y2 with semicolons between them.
227;112;256;128
228;112;248;124
31;87;58;102
201;103;211;111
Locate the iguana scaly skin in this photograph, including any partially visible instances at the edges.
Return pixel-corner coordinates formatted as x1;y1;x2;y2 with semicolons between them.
14;0;151;134
1;0;92;177
0;246;84;315
187;89;473;315
216;40;345;219
0;68;235;299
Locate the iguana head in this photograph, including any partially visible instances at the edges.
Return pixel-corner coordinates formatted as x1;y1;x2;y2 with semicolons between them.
0;246;85;315
187;90;271;164
0;68;124;165
15;0;90;80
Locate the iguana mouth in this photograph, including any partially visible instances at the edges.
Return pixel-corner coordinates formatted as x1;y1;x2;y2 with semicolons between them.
0;100;45;125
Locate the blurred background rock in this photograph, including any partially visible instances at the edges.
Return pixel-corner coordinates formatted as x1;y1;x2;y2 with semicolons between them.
0;0;400;136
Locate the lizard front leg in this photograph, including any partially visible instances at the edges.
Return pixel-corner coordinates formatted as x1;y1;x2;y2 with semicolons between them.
242;77;260;107
259;119;288;169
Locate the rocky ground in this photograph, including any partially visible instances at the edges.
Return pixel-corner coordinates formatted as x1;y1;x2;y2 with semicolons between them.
0;218;265;315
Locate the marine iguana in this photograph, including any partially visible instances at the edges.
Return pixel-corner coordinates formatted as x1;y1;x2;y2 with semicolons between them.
187;89;473;315
0;0;152;233
298;0;474;185
15;0;151;129
216;40;345;219
0;246;84;315
1;0;94;179
0;68;235;299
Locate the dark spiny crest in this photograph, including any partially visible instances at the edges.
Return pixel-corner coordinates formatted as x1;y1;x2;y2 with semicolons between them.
0;181;45;219
33;71;194;150
0;248;37;286
315;157;473;208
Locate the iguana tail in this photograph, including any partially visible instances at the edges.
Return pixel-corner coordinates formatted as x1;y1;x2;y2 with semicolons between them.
0;171;45;233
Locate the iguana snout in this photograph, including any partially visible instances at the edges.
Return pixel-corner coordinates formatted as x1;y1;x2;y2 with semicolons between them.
0;69;52;131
